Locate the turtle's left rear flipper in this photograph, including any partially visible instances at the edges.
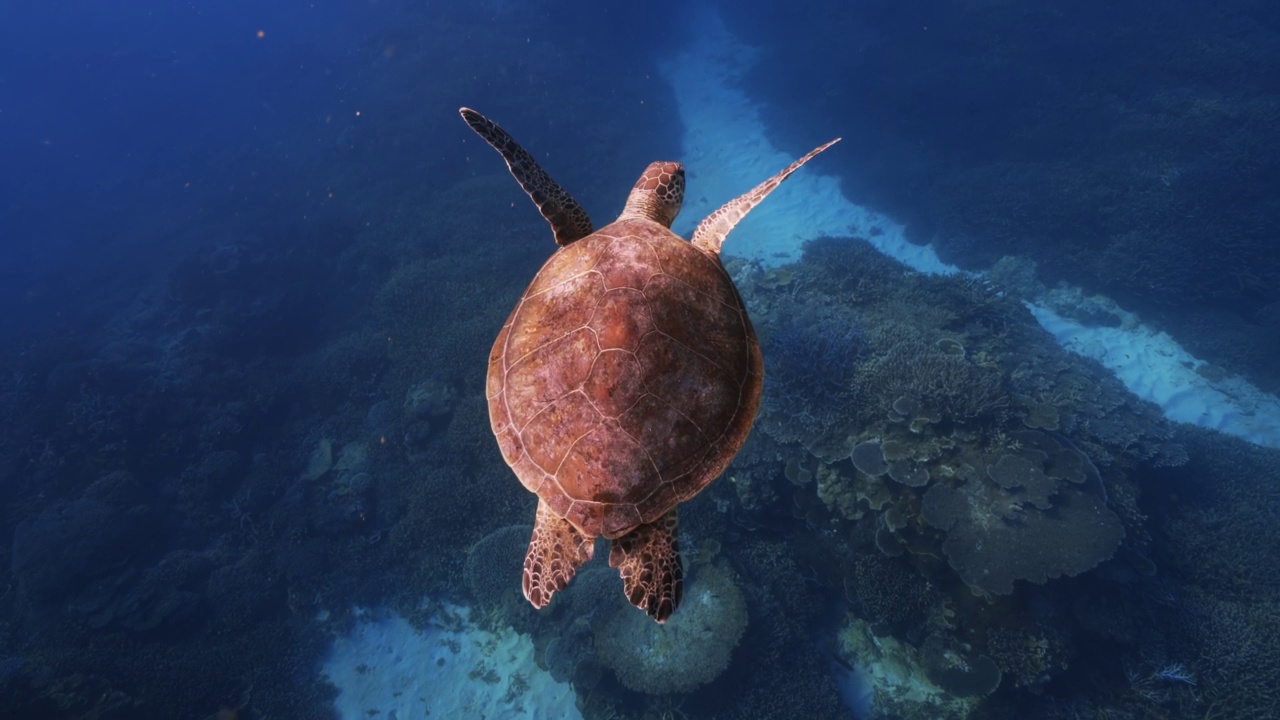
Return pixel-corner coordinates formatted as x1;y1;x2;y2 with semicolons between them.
459;107;593;246
523;499;594;609
609;509;683;623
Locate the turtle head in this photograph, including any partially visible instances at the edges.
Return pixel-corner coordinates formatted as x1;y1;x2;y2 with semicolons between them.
620;161;684;228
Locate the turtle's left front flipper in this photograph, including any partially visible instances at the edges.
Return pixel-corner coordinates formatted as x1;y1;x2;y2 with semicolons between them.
459;107;594;246
609;509;683;623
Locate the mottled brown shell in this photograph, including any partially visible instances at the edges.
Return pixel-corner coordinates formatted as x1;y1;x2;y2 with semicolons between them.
488;217;762;540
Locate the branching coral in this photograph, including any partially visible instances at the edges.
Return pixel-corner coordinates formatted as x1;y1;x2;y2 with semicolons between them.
756;296;869;460
845;554;937;629
1187;594;1280;717
859;331;1009;424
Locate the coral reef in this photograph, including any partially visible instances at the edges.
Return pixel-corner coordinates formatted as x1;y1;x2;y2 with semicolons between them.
717;237;1205;716
1159;427;1280;599
402;377;460;449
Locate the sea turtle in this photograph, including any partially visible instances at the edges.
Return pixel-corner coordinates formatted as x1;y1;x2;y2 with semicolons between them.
460;107;837;622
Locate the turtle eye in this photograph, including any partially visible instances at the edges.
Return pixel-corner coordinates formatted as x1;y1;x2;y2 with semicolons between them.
664;166;685;205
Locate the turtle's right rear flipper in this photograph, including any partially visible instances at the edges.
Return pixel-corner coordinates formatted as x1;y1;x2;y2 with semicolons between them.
459;107;593;246
609;509;683;623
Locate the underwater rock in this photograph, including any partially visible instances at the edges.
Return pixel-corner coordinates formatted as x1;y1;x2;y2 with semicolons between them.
402;378;459;446
302;438;334;481
404;378;458;421
332;441;369;477
314;470;374;534
363;400;396;439
920;633;1002;698
836;613;987;719
463;524;533;611
11;471;158;612
306;440;377;534
593;560;748;694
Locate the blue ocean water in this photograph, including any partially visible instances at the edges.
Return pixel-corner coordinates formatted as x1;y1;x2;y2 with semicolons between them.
2;1;1279;718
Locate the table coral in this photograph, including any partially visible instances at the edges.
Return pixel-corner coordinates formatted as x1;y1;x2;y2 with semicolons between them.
851;439;890;476
921;478;1124;595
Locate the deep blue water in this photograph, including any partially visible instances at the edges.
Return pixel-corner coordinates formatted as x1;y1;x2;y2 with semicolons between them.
2;2;1279;718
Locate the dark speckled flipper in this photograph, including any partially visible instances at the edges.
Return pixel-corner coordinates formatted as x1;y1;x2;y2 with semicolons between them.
459;107;593;246
609;509;683;623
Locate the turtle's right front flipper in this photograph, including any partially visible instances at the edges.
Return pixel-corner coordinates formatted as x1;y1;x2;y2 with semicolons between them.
459;107;594;246
691;137;840;255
